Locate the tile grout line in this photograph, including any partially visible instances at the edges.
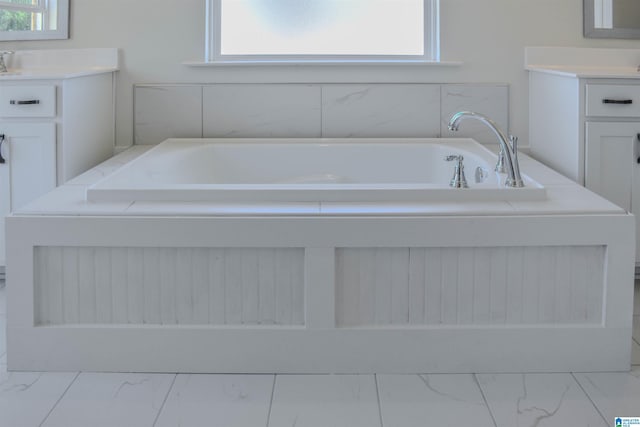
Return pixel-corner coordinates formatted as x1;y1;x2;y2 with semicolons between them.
152;373;178;427
374;374;384;427
571;372;609;426
38;371;81;427
472;374;498;427
265;374;277;427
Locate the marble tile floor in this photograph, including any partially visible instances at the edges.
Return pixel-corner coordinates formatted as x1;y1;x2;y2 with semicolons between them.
0;280;638;427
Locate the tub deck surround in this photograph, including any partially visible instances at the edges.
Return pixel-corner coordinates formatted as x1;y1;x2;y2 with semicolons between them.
5;139;635;374
86;138;546;204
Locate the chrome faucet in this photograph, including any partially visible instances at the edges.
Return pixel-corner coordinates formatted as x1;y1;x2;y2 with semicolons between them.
448;111;524;188
0;51;13;73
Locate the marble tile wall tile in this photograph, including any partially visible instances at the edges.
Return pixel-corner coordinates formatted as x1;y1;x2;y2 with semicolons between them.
203;85;322;138
321;84;441;137
135;83;511;144
134;85;203;145
441;84;510;145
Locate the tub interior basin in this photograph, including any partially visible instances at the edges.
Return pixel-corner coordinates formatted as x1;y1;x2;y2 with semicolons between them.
87;138;547;203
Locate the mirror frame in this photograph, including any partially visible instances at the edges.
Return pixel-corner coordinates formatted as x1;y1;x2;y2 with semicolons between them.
584;0;640;39
0;0;69;41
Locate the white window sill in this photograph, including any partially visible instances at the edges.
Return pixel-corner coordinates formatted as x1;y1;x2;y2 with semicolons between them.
184;59;463;67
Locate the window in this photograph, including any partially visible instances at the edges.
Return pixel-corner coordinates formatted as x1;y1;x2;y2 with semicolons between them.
0;0;68;40
206;0;439;63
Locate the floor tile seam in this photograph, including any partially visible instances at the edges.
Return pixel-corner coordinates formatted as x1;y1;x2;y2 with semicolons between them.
152;373;178;427
472;374;498;427
570;372;608;426
39;371;81;427
265;374;277;427
374;374;383;427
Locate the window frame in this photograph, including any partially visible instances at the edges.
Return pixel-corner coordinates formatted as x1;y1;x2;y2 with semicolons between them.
0;0;69;41
205;0;440;63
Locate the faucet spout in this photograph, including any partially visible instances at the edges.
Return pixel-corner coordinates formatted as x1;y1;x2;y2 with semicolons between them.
448;111;524;188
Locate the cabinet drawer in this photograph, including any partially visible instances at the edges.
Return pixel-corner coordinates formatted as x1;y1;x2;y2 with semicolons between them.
0;85;56;118
586;84;640;117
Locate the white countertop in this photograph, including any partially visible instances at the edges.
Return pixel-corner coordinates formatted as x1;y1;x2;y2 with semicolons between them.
526;65;640;79
0;66;118;80
525;47;640;79
0;48;119;80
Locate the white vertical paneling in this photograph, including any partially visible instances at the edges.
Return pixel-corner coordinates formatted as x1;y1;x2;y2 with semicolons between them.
305;247;335;329
456;248;475;325
291;250;305;325
224;250;243;324
441;248;459;325
242;250;259;325
274;250;291;325
176;248;193;324
34;247;48;325
408;248;425;325
336;248;359;327
94;247;112;323
126;248;144;324
334;246;606;327
521;247;540;324
46;247;64;325
473;248;491;324
34;245;604;328
209;249;226;324
554;247;572;323
538;248;556;323
390;249;410;324
357;250;375;326
41;247;305;326
159;248;177;325
258;249;276;325
62;247;79;324
191;248;210;324
424;248;443;324
143;248;161;324
373;249;391;324
110;248;128;324
78;247;96;323
586;246;605;323
505;247;524;324
490;247;508;324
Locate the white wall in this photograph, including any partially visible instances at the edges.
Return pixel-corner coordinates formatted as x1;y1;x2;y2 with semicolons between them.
1;0;639;148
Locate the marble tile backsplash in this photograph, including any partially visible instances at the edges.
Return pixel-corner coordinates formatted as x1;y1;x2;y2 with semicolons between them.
134;83;509;145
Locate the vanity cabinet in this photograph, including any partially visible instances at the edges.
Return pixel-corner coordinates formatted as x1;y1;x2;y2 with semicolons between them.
529;72;640;263
0;73;115;268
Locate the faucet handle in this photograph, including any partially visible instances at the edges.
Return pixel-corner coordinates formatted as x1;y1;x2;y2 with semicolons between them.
445;154;463;162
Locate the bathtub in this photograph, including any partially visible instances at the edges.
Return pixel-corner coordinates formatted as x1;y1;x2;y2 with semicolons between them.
6;138;635;375
86;138;546;203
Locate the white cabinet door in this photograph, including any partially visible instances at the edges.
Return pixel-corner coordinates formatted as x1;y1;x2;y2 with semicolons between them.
0;122;56;266
585;122;640;262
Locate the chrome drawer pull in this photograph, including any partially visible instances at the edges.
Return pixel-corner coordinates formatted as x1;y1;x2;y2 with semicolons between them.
9;99;40;105
602;99;633;105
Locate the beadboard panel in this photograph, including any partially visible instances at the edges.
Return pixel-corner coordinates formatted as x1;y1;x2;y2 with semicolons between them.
34;247;305;326
335;246;605;327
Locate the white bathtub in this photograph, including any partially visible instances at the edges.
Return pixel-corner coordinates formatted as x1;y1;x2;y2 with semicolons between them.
87;138;546;203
